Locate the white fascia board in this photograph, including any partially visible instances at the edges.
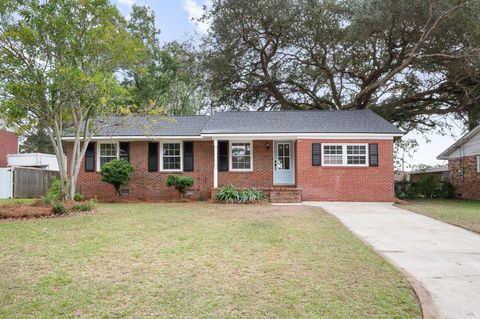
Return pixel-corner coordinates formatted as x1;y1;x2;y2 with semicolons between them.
202;133;400;140
61;135;205;141
437;125;480;160
437;152;480;160
63;132;402;141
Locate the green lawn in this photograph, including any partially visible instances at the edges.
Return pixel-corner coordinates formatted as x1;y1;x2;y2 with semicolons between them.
399;199;480;233
0;203;420;318
0;198;35;205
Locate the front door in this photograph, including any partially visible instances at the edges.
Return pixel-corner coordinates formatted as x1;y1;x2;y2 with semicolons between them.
273;141;295;185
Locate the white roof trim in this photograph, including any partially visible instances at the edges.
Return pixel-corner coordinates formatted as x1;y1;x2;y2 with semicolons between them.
62;132;402;141
203;133;401;140
61;135;205;141
437;125;480;160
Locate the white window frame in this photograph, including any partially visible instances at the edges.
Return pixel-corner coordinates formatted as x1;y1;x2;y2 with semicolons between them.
160;141;183;172
229;140;253;172
96;141;119;171
477;155;480;173
322;143;369;167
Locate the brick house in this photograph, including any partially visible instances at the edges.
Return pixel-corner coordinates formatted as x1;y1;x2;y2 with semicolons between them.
63;110;403;202
438;125;480;200
0;120;19;168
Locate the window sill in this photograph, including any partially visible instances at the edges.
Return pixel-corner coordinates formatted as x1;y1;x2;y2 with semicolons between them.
321;165;370;168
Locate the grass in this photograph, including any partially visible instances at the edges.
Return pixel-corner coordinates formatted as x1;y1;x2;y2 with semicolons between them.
0;203;420;318
0;198;35;205
399;199;480;233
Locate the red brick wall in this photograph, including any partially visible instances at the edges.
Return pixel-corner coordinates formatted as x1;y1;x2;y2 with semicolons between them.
0;130;18;168
448;155;480;200
69;138;395;202
296;139;394;202
70;141;214;200
218;140;273;188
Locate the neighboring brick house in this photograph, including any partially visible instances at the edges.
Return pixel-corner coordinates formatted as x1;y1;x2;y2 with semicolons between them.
438;125;480;200
409;166;448;183
63;110;403;202
0;121;19;168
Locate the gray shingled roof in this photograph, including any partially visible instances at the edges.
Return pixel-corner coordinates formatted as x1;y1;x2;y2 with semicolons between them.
64;115;211;137
203;110;402;134
64;110;402;137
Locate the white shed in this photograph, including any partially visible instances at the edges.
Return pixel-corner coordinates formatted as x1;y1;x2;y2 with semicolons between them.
7;153;60;171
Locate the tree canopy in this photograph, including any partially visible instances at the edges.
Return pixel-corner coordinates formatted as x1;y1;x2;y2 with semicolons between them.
0;0;143;198
202;0;480;131
0;0;201;198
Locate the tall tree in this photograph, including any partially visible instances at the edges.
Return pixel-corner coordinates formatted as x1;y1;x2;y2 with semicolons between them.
20;124;55;154
202;0;480;131
0;0;143;199
124;5;208;116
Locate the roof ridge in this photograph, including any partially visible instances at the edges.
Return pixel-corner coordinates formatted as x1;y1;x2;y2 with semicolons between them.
213;109;370;114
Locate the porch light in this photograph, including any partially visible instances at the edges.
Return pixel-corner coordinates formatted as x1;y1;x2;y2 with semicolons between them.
266;142;270;150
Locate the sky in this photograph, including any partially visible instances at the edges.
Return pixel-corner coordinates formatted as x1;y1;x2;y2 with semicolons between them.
113;0;465;169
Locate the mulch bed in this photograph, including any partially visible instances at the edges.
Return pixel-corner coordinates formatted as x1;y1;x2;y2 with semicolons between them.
0;200;95;220
0;203;53;219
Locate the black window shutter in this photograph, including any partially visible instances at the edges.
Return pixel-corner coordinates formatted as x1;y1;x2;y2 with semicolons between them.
120;142;130;162
148;142;159;172
369;143;379;167
312;143;321;166
85;142;95;172
184;141;194;172
218;141;229;172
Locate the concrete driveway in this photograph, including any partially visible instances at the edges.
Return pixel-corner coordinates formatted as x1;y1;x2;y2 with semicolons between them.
304;202;480;319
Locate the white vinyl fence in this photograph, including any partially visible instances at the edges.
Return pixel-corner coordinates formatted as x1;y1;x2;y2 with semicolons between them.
0;168;13;199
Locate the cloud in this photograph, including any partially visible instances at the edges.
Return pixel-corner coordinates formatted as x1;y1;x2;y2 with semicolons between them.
117;0;136;6
182;0;210;34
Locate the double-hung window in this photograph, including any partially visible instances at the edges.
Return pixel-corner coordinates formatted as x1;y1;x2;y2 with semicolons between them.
323;145;343;165
347;145;367;165
98;143;118;170
230;141;252;171
161;142;182;171
477;155;480;173
323;144;368;166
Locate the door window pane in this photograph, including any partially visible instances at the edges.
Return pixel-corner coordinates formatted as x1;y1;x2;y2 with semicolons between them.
277;143;290;170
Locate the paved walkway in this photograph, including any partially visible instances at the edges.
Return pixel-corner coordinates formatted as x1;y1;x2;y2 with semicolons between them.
304;202;480;319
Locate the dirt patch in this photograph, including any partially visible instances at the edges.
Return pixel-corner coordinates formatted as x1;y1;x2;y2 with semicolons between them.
0;200;95;220
394;198;408;205
0;203;53;219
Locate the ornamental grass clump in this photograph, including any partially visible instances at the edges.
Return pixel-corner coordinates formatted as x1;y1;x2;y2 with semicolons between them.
216;185;268;204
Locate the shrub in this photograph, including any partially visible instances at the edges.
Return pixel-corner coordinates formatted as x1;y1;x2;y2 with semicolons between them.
71;200;96;212
52;202;67;215
41;177;63;205
434;181;455;199
73;192;84;201
166;175;195;198
416;175;437;198
216;185;268;204
404;183;418;200
100;160;134;196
